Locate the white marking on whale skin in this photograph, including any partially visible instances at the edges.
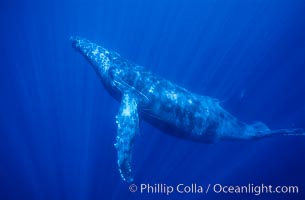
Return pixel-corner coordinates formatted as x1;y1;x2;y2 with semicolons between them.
121;95;133;117
98;52;110;73
122;107;131;116
92;48;99;56
70;36;305;182
166;91;178;101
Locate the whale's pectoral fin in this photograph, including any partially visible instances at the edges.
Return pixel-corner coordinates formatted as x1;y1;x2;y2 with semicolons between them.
114;93;139;182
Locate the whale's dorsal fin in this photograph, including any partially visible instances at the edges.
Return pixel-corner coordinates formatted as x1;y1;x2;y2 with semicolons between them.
114;93;139;182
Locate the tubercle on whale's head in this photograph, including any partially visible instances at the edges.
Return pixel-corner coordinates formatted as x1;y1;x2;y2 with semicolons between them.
70;36;112;77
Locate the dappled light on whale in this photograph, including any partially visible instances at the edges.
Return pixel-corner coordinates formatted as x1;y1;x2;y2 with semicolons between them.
71;36;305;182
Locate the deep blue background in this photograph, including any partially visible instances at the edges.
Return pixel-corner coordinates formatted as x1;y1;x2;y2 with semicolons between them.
0;0;305;199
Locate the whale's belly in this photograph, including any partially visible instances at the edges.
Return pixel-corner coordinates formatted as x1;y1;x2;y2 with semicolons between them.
139;80;221;141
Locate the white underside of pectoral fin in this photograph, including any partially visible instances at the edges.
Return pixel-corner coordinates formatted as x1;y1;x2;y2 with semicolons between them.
114;93;139;182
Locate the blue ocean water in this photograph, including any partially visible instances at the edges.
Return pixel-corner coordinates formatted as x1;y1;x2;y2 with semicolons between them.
0;0;305;199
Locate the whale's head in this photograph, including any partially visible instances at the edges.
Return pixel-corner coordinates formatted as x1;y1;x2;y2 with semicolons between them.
70;36;120;79
71;36;135;100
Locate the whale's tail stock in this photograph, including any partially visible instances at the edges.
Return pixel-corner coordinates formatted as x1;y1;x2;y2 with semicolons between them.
246;121;305;139
264;128;305;137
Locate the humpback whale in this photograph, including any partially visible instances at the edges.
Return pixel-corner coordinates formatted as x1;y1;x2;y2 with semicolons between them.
70;36;304;182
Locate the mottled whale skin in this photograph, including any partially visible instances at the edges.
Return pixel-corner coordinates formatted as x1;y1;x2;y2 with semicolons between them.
70;36;304;182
